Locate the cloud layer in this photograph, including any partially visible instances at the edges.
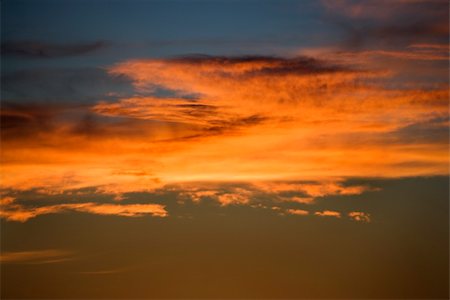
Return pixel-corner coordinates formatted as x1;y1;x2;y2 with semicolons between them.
1;0;448;223
1;52;447;217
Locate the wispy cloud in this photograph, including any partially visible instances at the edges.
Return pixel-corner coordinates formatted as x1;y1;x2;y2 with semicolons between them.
1;40;108;58
0;249;73;264
321;0;448;49
300;43;449;67
78;267;131;275
252;181;374;198
176;180;375;206
286;209;309;216
321;0;449;20
179;186;252;206
0;202;167;222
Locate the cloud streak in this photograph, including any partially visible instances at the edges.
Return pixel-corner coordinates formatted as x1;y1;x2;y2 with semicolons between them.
0;202;167;222
286;209;309;216
0;249;73;264
321;0;449;49
1;41;108;58
314;210;342;218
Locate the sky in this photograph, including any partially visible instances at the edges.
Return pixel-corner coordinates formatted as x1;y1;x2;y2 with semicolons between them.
0;0;449;298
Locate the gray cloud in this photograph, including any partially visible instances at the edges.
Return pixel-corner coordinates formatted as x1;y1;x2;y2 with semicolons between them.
1;67;134;103
1;40;108;58
169;54;352;75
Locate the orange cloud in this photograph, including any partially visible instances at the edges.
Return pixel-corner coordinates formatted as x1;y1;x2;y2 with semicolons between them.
174;180;375;207
284;196;315;204
217;191;251;206
0;196;15;205
0;202;167;222
76;203;168;217
93;97;220;126
409;43;449;51
1;54;448;211
339;49;448;61
178;186;252;206
180;190;219;203
286;209;309;216
314;210;342;218
252;181;375;198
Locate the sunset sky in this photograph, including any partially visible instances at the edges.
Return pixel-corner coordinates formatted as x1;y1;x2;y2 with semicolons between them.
1;0;449;298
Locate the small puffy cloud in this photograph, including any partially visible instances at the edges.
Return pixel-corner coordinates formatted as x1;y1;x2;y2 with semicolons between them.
179;190;219;203
348;211;371;222
217;192;250;206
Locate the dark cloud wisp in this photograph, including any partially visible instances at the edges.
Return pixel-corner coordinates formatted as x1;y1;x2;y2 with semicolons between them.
1;41;108;58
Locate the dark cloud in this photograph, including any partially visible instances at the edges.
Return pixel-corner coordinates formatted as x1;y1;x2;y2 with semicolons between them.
0;100;186;142
0;101;105;140
335;115;450;148
391;115;450;144
172;103;217;118
160;114;269;142
209;114;267;128
169;55;352;75
69;113;106;137
200;114;268;136
1;67;134;103
1;41;108;58
323;0;449;49
0;102;67;138
340;21;449;49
